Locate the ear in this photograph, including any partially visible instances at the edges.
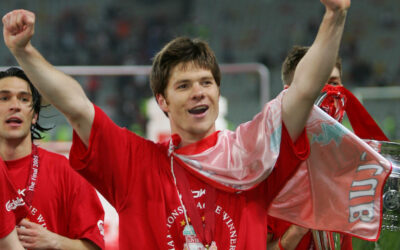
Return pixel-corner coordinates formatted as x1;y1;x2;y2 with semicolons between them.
156;94;169;113
32;112;38;125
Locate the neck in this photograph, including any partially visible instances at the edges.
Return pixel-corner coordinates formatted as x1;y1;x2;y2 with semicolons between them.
179;137;201;148
0;137;33;161
174;128;216;148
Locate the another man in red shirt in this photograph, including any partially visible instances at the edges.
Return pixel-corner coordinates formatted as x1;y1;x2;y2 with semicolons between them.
268;45;348;250
0;67;105;249
267;45;388;250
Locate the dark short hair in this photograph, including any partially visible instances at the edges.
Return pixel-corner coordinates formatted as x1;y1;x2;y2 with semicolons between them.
0;67;50;140
281;45;342;86
150;37;221;97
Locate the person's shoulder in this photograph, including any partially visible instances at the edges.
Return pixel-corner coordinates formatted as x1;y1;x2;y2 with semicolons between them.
35;147;81;183
93;104;167;154
37;147;69;167
150;138;169;155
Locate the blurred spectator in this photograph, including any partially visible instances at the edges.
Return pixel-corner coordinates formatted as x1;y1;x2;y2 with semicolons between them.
349;57;373;86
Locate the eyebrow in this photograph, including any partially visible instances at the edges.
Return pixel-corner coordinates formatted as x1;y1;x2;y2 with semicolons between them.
173;76;214;85
329;76;341;81
199;76;214;81
0;90;32;96
176;76;214;83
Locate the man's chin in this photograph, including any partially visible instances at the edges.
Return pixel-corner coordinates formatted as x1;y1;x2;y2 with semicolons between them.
191;127;215;138
3;133;29;141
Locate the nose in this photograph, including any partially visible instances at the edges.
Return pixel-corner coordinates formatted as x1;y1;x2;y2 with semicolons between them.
191;82;205;101
9;97;22;111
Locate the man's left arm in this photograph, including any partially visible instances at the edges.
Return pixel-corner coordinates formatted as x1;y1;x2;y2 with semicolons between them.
17;219;100;250
0;228;24;250
282;0;350;141
63;165;105;250
267;225;309;250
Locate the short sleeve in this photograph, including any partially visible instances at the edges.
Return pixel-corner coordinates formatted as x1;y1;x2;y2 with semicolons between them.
64;163;105;249
265;122;310;204
69;104;159;211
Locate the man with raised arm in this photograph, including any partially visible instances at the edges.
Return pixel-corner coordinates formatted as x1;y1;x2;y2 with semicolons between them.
267;46;389;250
267;46;350;250
2;1;354;249
0;67;105;250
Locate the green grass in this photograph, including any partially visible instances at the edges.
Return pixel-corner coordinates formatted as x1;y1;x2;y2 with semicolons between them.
352;231;400;250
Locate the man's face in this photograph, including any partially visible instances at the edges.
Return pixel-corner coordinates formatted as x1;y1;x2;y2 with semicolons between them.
318;66;346;122
157;62;219;143
0;77;37;142
326;67;342;86
284;66;343;89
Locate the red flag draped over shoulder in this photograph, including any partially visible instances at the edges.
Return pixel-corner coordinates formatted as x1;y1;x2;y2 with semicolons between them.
170;89;392;241
268;106;391;241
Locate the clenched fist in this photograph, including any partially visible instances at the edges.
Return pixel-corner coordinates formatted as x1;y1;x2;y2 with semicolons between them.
2;9;35;52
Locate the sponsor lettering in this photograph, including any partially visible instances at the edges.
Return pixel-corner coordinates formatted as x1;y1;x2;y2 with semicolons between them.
166;234;175;249
18;188;26;196
197;202;205;209
349;203;374;223
350;179;378;199
31;207;38;215
166;206;185;228
192;189;206;199
221;210;237;240
15;190;47;228
166;193;238;248
37;214;47;227
28;155;39;191
5;197;25;211
349;163;384;223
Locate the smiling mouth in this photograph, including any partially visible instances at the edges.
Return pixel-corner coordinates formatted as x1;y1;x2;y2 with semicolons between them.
6;118;22;124
188;105;209;115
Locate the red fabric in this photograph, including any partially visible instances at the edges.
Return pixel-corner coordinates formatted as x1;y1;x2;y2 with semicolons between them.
267;85;389;249
4;148;105;249
341;235;353;250
267;216;353;250
323;85;389;141
0;159;28;238
267;216;313;249
278;237;285;250
69;105;310;250
318;85;347;123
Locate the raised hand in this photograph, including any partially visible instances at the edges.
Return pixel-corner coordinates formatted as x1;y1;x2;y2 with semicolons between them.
321;0;351;12
2;9;35;52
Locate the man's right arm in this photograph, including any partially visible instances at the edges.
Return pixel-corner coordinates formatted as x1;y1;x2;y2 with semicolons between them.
0;228;24;250
267;225;310;250
17;219;101;250
2;9;93;147
281;0;350;142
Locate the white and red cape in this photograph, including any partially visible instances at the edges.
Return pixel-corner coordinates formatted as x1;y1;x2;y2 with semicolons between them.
169;90;391;241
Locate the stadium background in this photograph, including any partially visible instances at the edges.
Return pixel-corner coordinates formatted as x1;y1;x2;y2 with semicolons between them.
1;0;399;249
